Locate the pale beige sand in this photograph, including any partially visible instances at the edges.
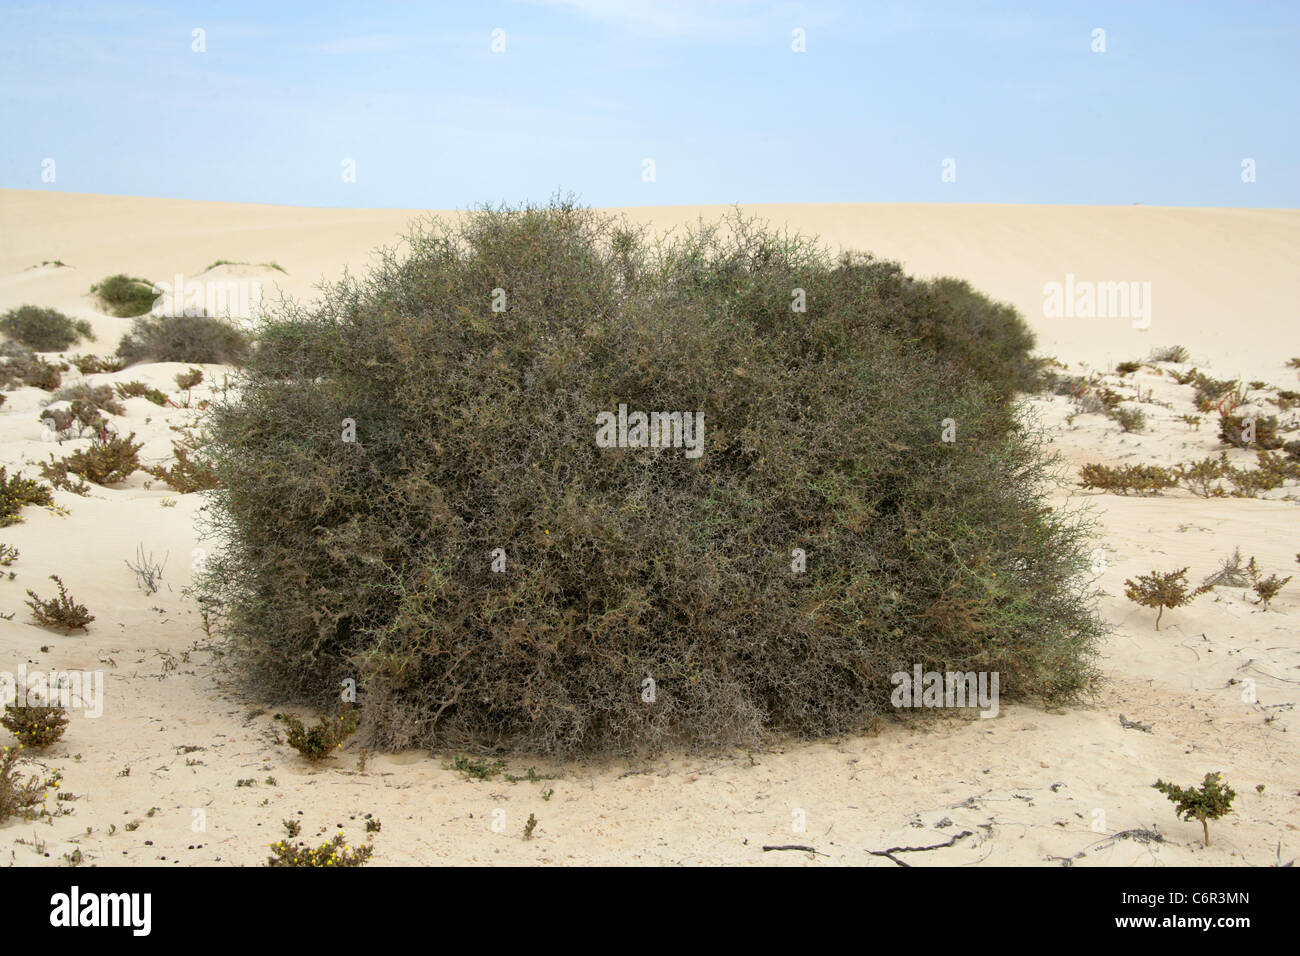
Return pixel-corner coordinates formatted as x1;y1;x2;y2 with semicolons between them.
0;190;1296;866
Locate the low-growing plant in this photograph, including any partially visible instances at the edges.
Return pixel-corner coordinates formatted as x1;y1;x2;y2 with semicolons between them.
1200;548;1250;589
0;468;54;526
1246;557;1292;609
148;440;219;493
448;756;506;781
284;708;359;761
38;457;93;496
1191;372;1239;411
53;383;125;417
1110;406;1146;433
1178;414;1202;430
1114;360;1142;375
124;544;167;595
0;352;64;391
0;744;62;824
67;354;126;375
117;314;251;366
90;274;159;317
25;575;94;632
1219;412;1284;450
1149;344;1190;364
1124;568;1209;630
1153;772;1236;847
2;698;70;748
40;401;108;442
55;432;143;486
1079;463;1177;495
0;544;18;566
175;367;204;391
113;380;167;405
265;819;373;867
1175;455;1230;498
0;306;93;351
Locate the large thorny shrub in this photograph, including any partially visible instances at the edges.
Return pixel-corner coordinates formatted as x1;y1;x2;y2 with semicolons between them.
199;201;1102;756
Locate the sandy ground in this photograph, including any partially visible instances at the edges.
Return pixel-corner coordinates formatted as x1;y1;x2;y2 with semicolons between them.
0;190;1296;866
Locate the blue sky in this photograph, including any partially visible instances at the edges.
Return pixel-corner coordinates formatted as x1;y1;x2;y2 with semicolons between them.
1;1;1296;208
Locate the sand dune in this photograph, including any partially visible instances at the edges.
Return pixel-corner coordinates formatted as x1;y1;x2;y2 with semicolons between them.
0;190;1296;866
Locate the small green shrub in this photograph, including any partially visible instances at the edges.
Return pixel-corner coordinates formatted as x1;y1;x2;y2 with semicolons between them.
25;575;95;632
53;383;125;417
265;819;373;867
1115;360;1142;375
117;314;251;366
448;756;506;781
37;457;92;496
1079;463;1177;495
114;380;169;405
57;432;143;485
0;744;62;824
284;709;359;761
90;274;159;317
1110;406;1146;433
0;468;54;527
174;367;204;391
1124;568;1209;630
148;441;219;493
0;353;64;391
1219;412;1284;450
0;306;93;351
1176;454;1230;498
1247;558;1292;609
1153;772;1236;847
67;354;126;375
2;699;70;748
1149;345;1190;364
0;544;18;566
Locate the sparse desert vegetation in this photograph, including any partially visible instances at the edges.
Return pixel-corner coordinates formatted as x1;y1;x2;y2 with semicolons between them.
0;305;93;351
117;313;252;366
90;274;159;317
0;195;1294;871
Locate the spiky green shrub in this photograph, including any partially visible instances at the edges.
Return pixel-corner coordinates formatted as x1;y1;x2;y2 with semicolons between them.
1;699;70;748
147;441;219;493
25;575;94;632
55;433;143;486
0;468;54;527
52;383;125;417
0;745;62;824
266;819;373;867
114;380;169;405
0;306;93;351
90;274;159;317
117;314;251;366
1124;568;1209;630
1153;772;1236;847
197;201;1102;756
0;351;64;391
1079;463;1177;495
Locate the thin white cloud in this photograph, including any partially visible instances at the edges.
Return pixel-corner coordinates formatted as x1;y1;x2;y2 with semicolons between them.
518;0;796;41
312;34;416;54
